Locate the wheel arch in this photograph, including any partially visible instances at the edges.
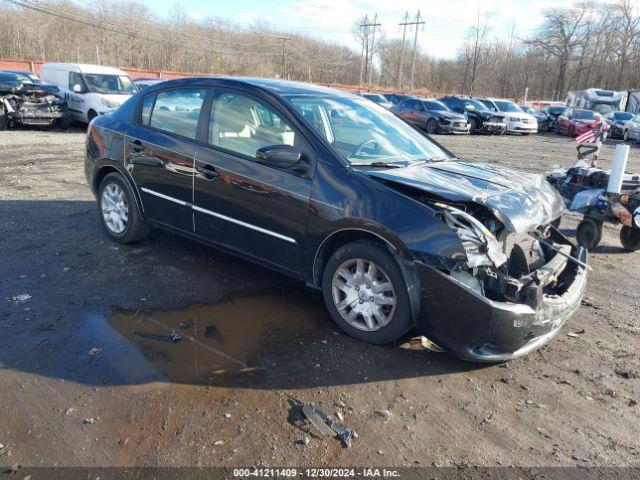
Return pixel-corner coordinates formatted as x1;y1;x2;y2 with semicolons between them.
93;161;145;215
311;226;421;325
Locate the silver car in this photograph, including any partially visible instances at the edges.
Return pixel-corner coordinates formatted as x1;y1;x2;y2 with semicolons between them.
624;114;640;142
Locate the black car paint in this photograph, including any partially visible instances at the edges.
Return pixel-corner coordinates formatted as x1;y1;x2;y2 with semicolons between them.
85;78;586;361
437;96;505;134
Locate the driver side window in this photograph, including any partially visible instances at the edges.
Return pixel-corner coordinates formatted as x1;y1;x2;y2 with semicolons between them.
208;91;296;158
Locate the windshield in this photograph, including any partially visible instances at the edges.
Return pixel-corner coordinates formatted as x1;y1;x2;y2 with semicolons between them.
82;74;137;94
495;100;522;113
462;99;489;111
287;95;450;166
574;110;600;120
613;112;633;121
591;103;616;114
424;100;448;111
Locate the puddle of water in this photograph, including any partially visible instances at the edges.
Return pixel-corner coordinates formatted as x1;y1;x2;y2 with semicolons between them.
82;293;328;387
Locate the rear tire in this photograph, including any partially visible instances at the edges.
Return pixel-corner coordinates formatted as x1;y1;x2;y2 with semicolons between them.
576;218;603;251
321;241;412;344
620;226;640;251
98;172;150;244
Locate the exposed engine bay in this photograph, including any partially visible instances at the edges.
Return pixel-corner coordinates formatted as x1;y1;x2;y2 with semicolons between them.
0;81;67;129
430;201;579;310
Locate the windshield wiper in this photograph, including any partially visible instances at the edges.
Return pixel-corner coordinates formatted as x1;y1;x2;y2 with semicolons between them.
350;161;407;168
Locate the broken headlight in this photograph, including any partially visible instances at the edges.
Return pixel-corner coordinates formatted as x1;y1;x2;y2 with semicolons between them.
436;203;508;268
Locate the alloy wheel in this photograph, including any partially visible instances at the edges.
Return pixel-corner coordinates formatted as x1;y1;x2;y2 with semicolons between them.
331;258;397;332
101;182;129;234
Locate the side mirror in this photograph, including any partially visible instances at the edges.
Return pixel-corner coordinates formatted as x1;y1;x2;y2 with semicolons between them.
72;84;84;94
256;145;305;171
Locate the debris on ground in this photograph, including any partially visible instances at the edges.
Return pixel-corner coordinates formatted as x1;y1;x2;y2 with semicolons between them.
302;403;356;448
400;336;445;352
11;294;31;303
374;409;392;419
214;440;224;446
178;321;192;329
134;331;182;343
82;418;96;425
567;329;586;338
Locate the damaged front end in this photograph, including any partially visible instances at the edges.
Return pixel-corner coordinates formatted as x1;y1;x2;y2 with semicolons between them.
366;161;588;361
0;81;67;129
415;201;587;361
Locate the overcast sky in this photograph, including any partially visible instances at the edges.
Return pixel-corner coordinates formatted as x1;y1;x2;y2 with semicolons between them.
129;0;570;58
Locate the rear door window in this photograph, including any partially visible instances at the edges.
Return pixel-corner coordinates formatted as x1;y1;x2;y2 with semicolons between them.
148;88;206;139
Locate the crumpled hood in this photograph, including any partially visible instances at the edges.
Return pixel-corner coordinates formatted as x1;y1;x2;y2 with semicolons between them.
367;161;564;233
435;111;466;121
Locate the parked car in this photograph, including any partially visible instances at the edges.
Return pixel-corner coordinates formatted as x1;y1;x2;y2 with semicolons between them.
555;108;604;137
86;77;587;362
391;98;469;134
358;92;393;109
41;63;138;123
133;78;163;91
0;69;41;84
606;111;635;139
623;114;640;142
382;93;413;105
437;96;506;134
540;105;566;132
520;106;547;131
475;97;537;135
0;71;68;130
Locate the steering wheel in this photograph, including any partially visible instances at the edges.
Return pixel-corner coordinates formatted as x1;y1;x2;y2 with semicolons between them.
354;139;379;157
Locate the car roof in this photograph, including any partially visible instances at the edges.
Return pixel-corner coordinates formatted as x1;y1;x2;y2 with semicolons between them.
140;77;357;98
42;63;128;75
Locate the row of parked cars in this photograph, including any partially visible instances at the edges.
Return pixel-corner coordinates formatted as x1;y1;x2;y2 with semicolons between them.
358;92;544;135
357;92;640;142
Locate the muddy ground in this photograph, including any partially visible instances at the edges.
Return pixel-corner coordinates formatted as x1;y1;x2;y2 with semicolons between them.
1;128;639;471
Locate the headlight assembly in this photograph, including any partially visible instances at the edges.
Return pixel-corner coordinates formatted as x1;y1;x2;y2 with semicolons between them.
436;203;508;268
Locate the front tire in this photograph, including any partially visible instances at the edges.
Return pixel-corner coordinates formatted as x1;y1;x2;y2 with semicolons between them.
577;218;603;251
321;241;412;344
620;226;640;251
469;118;479;134
426;119;438;134
98;172;150;243
0;112;7;131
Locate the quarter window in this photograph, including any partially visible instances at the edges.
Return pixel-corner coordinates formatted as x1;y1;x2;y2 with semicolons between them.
208;92;295;158
148;88;206;139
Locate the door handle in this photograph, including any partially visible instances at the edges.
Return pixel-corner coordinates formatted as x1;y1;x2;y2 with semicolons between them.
128;140;145;153
196;163;220;180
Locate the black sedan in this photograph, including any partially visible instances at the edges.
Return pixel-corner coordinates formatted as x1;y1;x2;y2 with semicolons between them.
391;98;469;134
85;78;588;362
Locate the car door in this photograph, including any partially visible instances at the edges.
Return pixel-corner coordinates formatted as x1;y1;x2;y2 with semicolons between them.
125;87;206;232
66;71;86;121
393;100;411;122
191;88;314;274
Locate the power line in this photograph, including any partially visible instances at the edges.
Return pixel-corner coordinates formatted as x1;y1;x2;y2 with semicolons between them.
359;14;381;87
396;10;425;90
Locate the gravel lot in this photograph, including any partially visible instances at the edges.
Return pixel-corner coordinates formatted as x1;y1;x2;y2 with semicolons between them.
1;127;639;471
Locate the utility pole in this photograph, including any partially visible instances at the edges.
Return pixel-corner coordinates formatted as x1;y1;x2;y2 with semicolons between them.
359;14;381;88
367;13;379;86
409;11;425;91
359;14;368;88
281;37;287;79
397;12;409;90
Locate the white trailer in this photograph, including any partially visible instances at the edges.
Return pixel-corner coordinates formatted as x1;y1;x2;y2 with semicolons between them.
566;88;625;114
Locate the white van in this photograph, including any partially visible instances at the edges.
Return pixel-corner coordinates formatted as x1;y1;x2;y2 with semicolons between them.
40;63;137;123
